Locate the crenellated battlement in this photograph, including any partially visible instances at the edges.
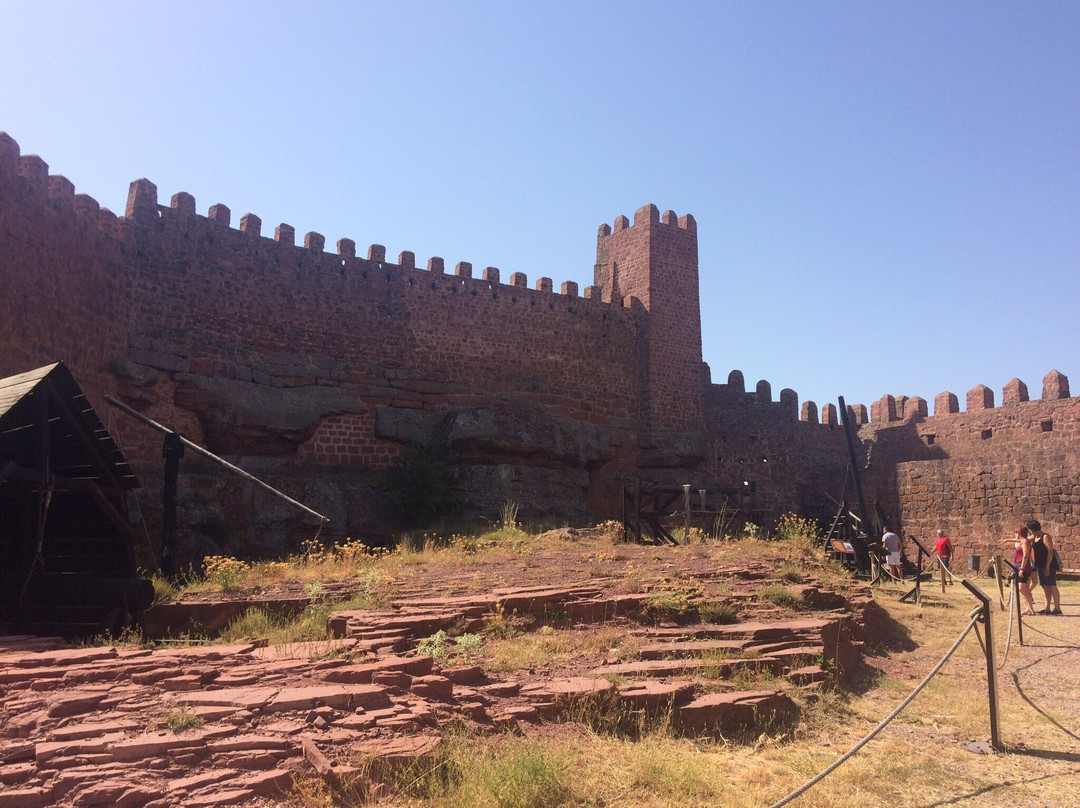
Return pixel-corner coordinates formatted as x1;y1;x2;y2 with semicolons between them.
0;133;624;323
0;133;121;236
711;368;859;428
120;174;611;309
596;203;697;239
867;370;1073;425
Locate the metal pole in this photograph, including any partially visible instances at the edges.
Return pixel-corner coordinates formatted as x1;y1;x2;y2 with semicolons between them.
962;579;1003;751
105;395;329;524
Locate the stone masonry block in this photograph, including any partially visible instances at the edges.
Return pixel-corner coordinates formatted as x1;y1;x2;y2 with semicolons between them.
1043;370;1070;400
967;384;994;411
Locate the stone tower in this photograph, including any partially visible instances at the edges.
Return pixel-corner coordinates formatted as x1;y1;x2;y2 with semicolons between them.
594;204;704;455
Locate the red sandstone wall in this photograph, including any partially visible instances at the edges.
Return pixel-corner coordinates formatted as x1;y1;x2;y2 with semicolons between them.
4;131;1077;563
114;179;647;468
859;374;1077;563
703;369;849;527
0;134;130;407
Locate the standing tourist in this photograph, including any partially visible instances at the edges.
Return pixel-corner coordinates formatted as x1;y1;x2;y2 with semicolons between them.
1028;519;1061;615
934;529;953;583
1003;525;1037;616
882;527;903;582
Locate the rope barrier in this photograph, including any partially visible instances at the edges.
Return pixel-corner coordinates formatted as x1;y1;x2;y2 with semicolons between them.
1000;580;1016;667
767;610;982;808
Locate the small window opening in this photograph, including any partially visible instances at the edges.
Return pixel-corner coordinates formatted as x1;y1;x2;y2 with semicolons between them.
1041;420;1053;432
924;434;936;445
981;429;993;440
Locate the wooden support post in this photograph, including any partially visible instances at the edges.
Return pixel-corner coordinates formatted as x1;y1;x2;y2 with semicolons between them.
994;554;1006;611
161;432;185;578
962;579;1003;752
634;480;641;544
900;546;924;604
1013;573;1024;647
682;484;691;545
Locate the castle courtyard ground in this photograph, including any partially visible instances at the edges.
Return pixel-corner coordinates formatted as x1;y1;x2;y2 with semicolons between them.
1;532;1079;807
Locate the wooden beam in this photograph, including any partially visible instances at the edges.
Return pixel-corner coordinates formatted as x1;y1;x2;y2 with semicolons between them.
42;378;125;492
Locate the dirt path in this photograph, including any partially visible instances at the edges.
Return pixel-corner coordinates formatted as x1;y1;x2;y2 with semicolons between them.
850;577;1080;808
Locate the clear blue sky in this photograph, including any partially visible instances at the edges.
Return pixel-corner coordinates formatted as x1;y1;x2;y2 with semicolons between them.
3;2;1077;415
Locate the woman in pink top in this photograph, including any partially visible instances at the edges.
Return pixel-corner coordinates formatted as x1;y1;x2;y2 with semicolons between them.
1005;525;1036;616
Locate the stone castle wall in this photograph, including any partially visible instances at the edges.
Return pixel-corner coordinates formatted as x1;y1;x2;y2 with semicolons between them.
1;131;1076;563
858;375;1077;564
0;133;668;554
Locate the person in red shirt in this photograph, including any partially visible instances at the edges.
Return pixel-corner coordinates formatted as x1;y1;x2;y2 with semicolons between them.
934;529;953;583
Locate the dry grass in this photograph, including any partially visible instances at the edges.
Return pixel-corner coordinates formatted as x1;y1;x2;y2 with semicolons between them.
485;625;639;673
370;578;1080;808
150;522;1080;807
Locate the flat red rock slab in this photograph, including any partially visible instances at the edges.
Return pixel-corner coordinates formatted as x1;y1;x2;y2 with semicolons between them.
592;656;783;678
350;734;441;767
249;638;357;661
169;768;239;793
0;666;68;685
153;642;261;661
203;734;291;754
442;665;484;684
786;665;830;684
0;647;119;669
321;654;433;684
0;761;36;786
159;674;203;691
637;639;750;660
173;687;279;711
677;690;798;733
265;684;389;713
761;645;825;661
235;767;295;795
109;725;238;762
0;786;51;807
522;677;614;701
183;787;257;807
616;680;696;709
70;779;159;807
46;691;109;718
48;719;141;742
410;674;454;700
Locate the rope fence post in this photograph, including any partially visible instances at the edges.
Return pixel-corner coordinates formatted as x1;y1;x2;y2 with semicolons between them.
961;579;1003;751
1013;571;1024;647
994;554;1006;610
767;607;982;808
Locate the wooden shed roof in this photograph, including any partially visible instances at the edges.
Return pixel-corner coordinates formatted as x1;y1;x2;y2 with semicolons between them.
0;362;138;491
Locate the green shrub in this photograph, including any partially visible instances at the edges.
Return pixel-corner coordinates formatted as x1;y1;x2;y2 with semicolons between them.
377;444;460;528
418;630;485;665
698;601;740;624
775;512;821;542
